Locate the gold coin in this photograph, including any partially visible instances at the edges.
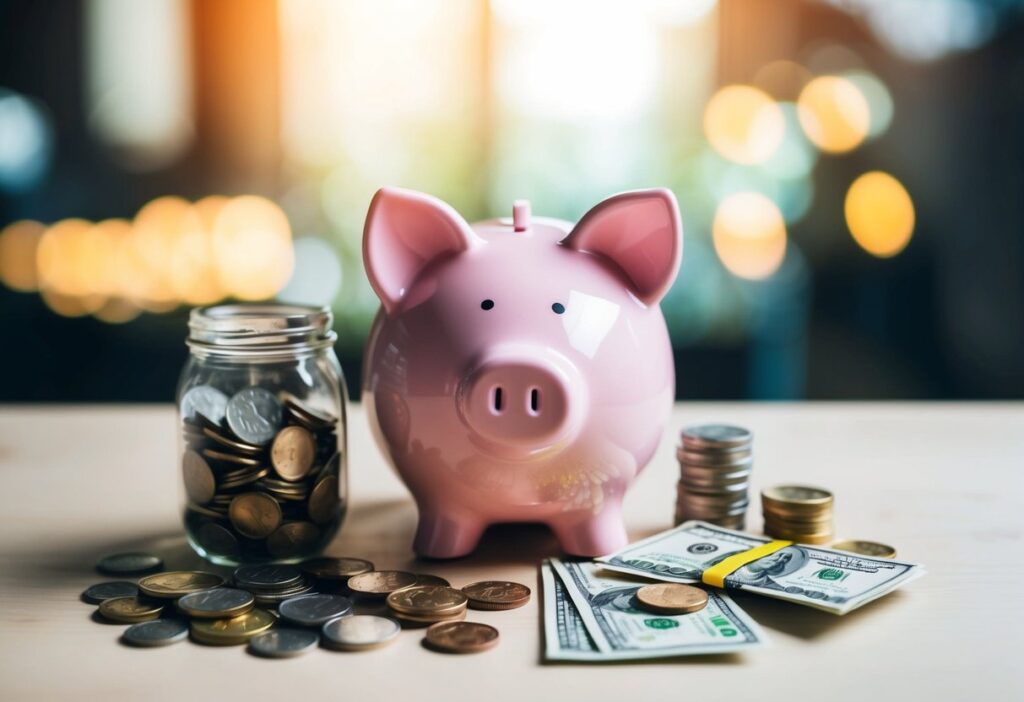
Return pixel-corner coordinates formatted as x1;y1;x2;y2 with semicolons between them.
266;521;320;558
762;527;835;545
830;539;897;559
761;485;833;511
635;584;708;615
228;492;282;539
461;581;531;611
300;557;374;581
307;475;340;525
386;586;467;617
138;571;225;599
182;450;216;504
424;621;499;654
190;608;275;646
270;426;316;481
347;570;418;597
98;596;164;623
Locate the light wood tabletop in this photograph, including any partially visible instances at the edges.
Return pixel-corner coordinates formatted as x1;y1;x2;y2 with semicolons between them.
1;403;1022;701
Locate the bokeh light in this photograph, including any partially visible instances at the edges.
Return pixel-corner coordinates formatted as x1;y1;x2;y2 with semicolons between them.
752;60;813;101
0;220;45;291
131;196;196;306
704;85;786;165
279;237;343;307
842;70;894;140
796;76;870;154
212;196;294;301
713;192;788;280
170;195;228;305
844;171;915;258
0;89;54;193
760;103;818;181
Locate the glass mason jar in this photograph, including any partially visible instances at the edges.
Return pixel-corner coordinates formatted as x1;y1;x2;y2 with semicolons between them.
176;304;348;565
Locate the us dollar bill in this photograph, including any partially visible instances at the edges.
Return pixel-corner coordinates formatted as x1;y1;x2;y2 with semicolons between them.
544;559;766;660
596;521;926;615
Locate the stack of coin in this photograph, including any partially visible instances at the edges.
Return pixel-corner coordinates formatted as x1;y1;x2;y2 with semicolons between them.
385;585;468;627
761;485;834;544
675;425;753;529
233;564;316;606
180;385;345;563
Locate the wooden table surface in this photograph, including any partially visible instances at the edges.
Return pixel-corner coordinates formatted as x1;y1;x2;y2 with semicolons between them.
1;403;1022;701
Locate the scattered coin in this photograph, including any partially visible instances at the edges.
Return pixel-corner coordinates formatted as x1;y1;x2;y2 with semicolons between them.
82;581;139;604
190;608;275;646
636;583;709;615
121;619;189;647
300;557;374;582
229;492;282;539
347;571;418;598
181;385;229;425
461;581;532;611
321;615;401;651
393;609;467;627
138;571;226;599
831;539;897;559
387;586;467;617
412;574;451;587
177;588;255;619
248;628;320;658
98;596;164;623
234;565;304;591
271;426;316;481
96;552;163;576
226;387;283;445
182;450;216;504
278;594;354;627
424;621;499;654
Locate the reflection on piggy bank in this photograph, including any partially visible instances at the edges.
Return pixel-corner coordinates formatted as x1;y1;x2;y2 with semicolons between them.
361;187;681;558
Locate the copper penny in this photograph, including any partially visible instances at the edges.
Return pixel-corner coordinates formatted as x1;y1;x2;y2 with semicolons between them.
635;584;709;615
424;621;499;654
270;426;316;481
461;581;531;611
265;521;320;558
307;475;340;525
182;450;216;504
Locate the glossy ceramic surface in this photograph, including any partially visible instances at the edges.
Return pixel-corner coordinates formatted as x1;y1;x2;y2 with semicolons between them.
362;187;681;557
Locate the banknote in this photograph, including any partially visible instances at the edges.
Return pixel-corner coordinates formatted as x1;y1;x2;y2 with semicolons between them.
596;521;926;615
544;559;766;660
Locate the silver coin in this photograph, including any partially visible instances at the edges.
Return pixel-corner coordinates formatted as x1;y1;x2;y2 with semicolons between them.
121;619;189;647
96;552;163;575
278;594;353;627
247;628;319;658
226;387;282;445
177;588;255;617
680;424;752;449
181;386;229;425
82;581;139;604
321;615;401;651
234;564;304;591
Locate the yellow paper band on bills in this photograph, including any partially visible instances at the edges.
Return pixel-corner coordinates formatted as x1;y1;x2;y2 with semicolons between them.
701;540;793;588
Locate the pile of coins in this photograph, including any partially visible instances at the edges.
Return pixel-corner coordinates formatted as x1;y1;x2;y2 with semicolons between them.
675;425;753;529
82;552;529;656
180;385;344;563
761;485;835;544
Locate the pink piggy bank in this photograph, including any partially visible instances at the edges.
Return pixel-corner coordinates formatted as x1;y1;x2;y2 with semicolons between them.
362;187;681;558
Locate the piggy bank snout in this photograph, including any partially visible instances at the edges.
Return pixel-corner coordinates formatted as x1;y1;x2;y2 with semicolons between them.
459;347;584;455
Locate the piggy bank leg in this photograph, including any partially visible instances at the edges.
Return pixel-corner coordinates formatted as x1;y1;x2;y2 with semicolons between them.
549;507;628;557
413;506;487;559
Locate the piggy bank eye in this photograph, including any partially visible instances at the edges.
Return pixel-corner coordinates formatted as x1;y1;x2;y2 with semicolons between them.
551;302;565;314
481;299;495;310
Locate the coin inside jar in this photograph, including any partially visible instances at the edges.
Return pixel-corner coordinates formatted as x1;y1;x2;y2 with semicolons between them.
307;475;340;525
180;385;229;425
182;450;216;504
424;621;499;654
460;581;531;610
347;570;418;597
270;425;316;481
228;492;282;539
266;521;320;558
635;584;709;615
226;387;283;446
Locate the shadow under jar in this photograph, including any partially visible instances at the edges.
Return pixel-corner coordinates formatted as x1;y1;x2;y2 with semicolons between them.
177;304;348;565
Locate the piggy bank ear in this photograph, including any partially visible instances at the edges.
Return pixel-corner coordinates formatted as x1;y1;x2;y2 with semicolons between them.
363;187;480;312
561;188;682;305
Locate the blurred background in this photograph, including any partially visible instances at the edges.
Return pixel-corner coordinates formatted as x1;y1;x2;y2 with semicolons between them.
1;0;1022;402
